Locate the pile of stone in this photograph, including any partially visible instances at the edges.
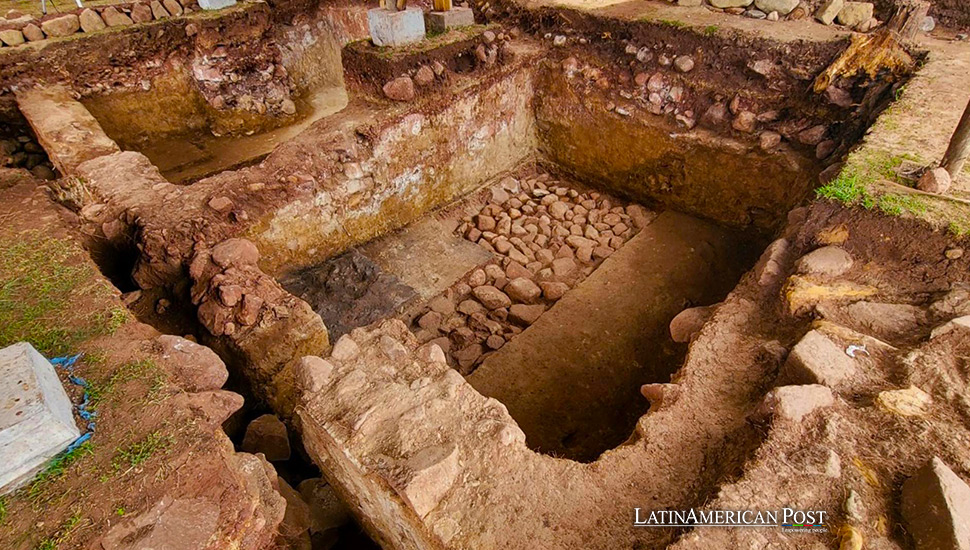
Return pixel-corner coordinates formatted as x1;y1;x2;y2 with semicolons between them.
383;28;516;102
674;0;880;31
409;173;656;373
0;0;199;48
0;134;56;179
564;51;838;159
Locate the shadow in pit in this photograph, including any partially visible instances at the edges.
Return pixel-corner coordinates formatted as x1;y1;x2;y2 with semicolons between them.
467;210;766;462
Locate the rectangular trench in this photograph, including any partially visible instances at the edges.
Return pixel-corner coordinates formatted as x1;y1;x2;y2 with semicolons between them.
466;210;762;461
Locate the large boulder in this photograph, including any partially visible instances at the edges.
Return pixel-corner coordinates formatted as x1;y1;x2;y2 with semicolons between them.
79;8;105;32
795;245;853;277
837;1;874;28
0;29;25;46
101;6;133;26
40;14;80;37
156;335;229;392
780;329;857;388
901;457;970;550
754;0;799;14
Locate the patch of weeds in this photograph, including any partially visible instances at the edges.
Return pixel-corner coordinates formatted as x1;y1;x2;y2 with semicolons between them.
0;495;6;524
33;510;83;550
894;85;906;101
98;307;130;335
0;232;122;356
144;371;169;404
88;358;163;409
816;171;873;206
657;18;687;28
703;25;718;35
823;150;926;207
112;431;173;474
26;441;95;502
115;506;126;516
876;193;929;216
949;220;970;237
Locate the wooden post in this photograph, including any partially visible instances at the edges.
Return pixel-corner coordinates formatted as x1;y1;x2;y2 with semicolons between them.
887;0;930;42
942;97;970;179
433;0;452;11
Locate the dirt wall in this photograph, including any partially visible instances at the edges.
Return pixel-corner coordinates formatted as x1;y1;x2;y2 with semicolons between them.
534;63;818;232
247;66;539;274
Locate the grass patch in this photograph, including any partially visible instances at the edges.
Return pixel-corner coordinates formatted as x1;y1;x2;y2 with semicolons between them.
112;431;173;474
657;18;687;28
88;358;164;409
876;193;929;216
816;172;874;208
25;441;95;502
33;510;83;550
0;232;124;356
703;25;718;35
949;220;970;237
0;495;6;524
818;150;925;209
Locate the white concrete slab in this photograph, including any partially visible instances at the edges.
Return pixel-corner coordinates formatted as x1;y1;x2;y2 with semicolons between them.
368;7;426;47
0;342;80;494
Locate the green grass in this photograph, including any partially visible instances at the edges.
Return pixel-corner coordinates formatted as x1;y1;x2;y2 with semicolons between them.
876;193;929;216
112;431;173;474
703;25;719;36
657;18;687;28
817;150;925;211
0;232;125;356
816;172;875;208
948;220;970;237
0;495;6;524
33;510;82;550
88;358;163;409
25;442;95;502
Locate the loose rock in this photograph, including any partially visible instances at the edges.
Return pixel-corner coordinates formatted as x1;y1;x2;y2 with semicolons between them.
669;305;715;343
762;384;835;422
242;414;291;461
41;14;80;37
837;1;874;28
383;76;416;102
472;285;512;310
795;245;853;277
901;457;970;550
918;167;951;194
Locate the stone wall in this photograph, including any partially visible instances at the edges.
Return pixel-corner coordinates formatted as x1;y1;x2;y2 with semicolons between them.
246;65;538;274
534;62;819;233
0;0;200;48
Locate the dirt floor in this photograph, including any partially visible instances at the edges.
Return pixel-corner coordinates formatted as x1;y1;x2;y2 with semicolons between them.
468;210;761;461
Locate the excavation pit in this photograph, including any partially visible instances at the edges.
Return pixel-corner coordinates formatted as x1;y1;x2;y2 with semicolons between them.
278;166;764;462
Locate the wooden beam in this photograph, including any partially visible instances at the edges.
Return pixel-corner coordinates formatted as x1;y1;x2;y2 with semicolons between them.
942;97;970;179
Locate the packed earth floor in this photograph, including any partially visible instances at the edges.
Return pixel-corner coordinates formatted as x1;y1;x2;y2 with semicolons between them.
1;0;970;549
